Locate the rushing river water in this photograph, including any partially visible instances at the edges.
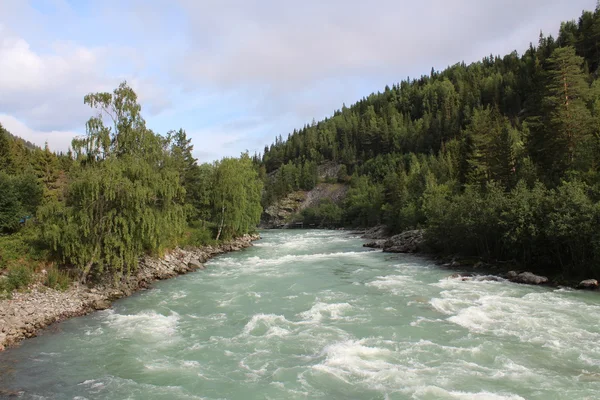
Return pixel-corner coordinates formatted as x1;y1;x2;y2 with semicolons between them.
1;230;600;399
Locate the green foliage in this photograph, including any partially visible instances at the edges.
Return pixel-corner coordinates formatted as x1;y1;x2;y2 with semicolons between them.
0;171;43;233
4;264;33;292
343;175;384;227
301;200;343;227
44;267;72;291
180;221;218;247
424;179;600;276
212;154;263;241
1;82;266;285
39;82;187;282
0;172;21;233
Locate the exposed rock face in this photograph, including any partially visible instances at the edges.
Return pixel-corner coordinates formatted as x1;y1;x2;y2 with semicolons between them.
260;183;348;229
0;234;259;351
507;271;549;285
261;192;307;228
382;230;427;253
577;279;599;290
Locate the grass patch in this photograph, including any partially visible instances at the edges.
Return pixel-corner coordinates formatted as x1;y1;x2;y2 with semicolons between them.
44;266;72;291
0;264;33;299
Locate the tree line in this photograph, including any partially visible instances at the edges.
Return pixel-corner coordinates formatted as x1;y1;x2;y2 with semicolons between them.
260;6;600;278
0;83;262;284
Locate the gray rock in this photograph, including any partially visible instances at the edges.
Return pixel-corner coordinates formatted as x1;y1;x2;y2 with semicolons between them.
92;299;111;310
506;271;518;279
382;230;426;253
363;240;385;249
188;260;205;271
577;279;599;290
509;271;548;285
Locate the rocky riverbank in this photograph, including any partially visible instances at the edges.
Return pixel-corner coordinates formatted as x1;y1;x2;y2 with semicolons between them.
0;234;260;351
360;226;599;291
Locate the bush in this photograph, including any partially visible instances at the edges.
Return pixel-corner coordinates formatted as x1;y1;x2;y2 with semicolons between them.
180;222;217;247
0;172;21;233
0;225;49;270
423;178;600;277
0;171;43;233
301;199;343;227
5;264;32;291
45;267;71;291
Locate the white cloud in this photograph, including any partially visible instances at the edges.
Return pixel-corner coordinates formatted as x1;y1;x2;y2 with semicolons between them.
0;22;171;136
174;0;593;89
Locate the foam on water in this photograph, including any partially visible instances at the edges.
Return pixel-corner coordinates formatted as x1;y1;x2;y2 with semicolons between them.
103;309;180;339
298;302;353;322
242;313;292;337
412;386;526;400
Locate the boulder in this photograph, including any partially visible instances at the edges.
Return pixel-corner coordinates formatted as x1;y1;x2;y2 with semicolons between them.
188;260;205;271
382;230;426;253
363;240;385;249
92;299;111;310
577;279;599;290
508;271;548;285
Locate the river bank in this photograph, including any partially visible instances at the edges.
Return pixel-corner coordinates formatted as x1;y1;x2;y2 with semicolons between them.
359;226;599;291
0;234;260;351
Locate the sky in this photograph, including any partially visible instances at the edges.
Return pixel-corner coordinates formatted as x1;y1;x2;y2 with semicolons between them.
0;0;595;162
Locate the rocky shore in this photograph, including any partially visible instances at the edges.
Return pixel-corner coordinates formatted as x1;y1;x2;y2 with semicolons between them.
361;225;599;292
0;234;260;351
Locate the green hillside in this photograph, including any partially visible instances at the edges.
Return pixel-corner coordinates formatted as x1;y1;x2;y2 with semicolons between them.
259;7;600;279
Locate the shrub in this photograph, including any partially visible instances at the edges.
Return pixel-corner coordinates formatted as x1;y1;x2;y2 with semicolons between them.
301;199;343;227
180;222;217;247
45;267;72;291
5;264;32;291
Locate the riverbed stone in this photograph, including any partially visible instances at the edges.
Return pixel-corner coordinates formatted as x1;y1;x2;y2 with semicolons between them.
509;271;548;285
382;230;426;253
577;279;599;290
363;240;385;249
187;260;205;271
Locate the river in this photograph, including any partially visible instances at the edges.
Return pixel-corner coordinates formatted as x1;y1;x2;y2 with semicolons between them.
1;230;599;399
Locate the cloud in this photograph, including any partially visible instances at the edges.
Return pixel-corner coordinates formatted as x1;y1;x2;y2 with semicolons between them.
175;0;591;89
0;20;171;134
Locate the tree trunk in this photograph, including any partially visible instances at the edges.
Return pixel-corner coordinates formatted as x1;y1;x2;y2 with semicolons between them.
80;242;101;284
215;202;225;241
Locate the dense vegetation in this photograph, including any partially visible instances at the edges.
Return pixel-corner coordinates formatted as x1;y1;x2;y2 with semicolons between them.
0;83;262;293
260;7;600;279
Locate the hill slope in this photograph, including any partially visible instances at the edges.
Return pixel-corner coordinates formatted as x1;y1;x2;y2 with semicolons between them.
258;7;600;279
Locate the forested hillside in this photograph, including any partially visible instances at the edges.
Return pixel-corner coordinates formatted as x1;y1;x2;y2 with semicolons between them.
0;83;262;296
260;7;600;278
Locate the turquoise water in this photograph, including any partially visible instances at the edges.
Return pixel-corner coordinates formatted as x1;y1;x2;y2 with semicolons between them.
1;230;600;399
